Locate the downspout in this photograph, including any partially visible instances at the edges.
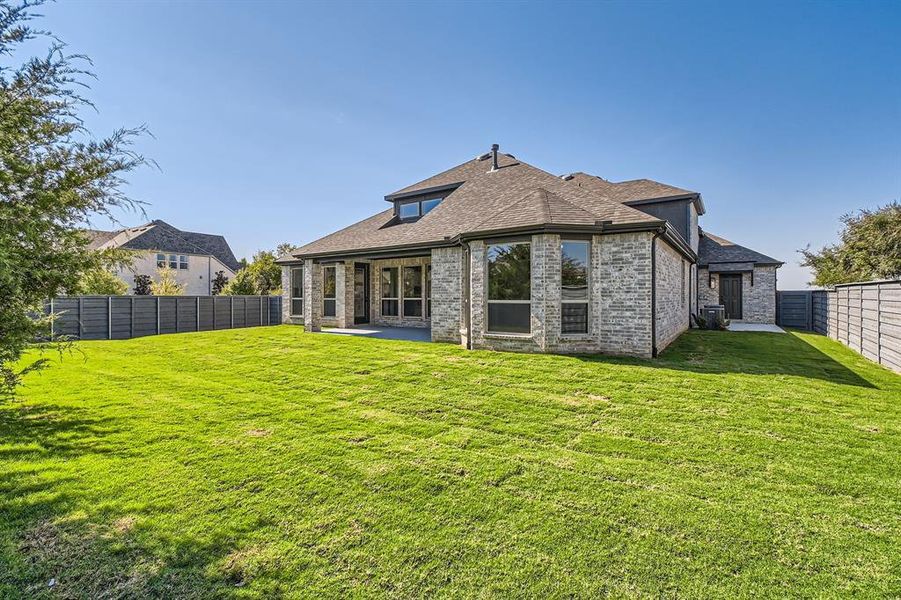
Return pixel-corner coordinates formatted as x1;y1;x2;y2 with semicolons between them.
651;230;663;358
461;240;472;350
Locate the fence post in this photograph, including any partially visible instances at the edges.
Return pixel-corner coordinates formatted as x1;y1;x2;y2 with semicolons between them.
859;286;864;354
260;296;263;326
244;297;248;328
156;296;160;335
196;296;200;332
175;297;179;333
49;298;55;340
807;291;813;331
130;296;134;339
78;296;83;339
877;284;882;366
108;296;112;340
230;296;234;329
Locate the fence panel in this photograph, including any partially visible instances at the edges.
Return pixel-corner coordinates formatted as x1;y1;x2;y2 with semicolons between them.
777;291;812;329
48;295;282;341
782;280;901;374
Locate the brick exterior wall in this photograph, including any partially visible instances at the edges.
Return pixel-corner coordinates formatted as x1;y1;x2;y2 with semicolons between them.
467;232;660;358
430;247;462;343
654;239;689;352
697;265;777;324
596;232;654;357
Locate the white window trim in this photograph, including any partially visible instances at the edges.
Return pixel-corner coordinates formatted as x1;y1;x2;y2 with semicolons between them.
486;241;532;335
560;239;590;337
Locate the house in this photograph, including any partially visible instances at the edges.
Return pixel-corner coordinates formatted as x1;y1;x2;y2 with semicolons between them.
87;220;241;295
276;145;782;357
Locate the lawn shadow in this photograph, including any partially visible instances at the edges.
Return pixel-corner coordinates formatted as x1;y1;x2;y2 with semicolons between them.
579;330;878;389
0;402;260;598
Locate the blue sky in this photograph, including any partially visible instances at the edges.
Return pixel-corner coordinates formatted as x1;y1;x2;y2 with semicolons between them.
37;1;900;288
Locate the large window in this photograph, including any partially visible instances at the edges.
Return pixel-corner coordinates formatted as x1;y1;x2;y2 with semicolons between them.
487;242;531;334
291;267;304;316
561;240;589;334
323;266;336;317
381;267;399;316
403;266;423;317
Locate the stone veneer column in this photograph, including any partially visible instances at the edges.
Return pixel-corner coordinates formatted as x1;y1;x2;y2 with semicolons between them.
532;233;559;350
430;247;463;343
335;261;355;328
303;259;322;332
280;265;292;323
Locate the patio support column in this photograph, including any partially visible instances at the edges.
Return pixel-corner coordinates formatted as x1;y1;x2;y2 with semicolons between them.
335;261;355;328
304;258;322;332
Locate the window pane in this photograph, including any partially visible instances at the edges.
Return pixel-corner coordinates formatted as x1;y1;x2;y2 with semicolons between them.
157;253;165;268
403;266;422;299
381;299;398;316
291;268;303;298
323;298;336;317
562;303;588;334
381;268;398;298
323;267;336;299
179;255;189;270
488;243;530;300
403;299;422;317
562;241;589;301
291;299;304;316
398;202;419;219
488;303;530;333
169;261;177;269
421;197;442;214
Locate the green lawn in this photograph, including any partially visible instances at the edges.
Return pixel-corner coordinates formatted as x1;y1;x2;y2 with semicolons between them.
2;327;900;598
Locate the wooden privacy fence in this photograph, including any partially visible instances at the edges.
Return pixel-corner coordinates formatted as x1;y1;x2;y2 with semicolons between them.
47;295;282;340
777;280;901;373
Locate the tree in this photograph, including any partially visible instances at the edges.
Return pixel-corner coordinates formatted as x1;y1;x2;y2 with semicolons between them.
150;267;184;296
75;268;127;295
133;274;152;295
1;2;149;396
800;202;901;286
222;244;291;296
211;270;229;295
220;269;256;296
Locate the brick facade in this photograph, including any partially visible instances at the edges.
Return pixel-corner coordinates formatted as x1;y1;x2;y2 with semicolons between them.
697;265;777;324
281;233;696;358
430;247;463;343
654;239;689;351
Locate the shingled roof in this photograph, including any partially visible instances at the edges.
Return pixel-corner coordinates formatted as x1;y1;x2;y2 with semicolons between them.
698;231;782;266
86;220;241;271
565;172;705;214
285;152;662;260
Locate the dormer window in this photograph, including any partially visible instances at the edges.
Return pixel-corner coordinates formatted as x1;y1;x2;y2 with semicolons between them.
396;196;443;220
398;202;420;219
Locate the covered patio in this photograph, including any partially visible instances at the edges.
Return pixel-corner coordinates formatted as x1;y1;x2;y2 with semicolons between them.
321;325;432;342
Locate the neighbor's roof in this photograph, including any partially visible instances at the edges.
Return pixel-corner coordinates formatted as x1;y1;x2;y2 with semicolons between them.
565;172;705;214
698;231;782;266
86;220;241;271
285;153;662;259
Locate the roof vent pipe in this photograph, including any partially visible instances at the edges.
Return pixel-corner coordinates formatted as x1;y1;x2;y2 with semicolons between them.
490;144;499;172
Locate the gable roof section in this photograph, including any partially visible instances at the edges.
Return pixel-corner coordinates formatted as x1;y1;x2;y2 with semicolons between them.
287;155;662;260
566;172;705;214
87;220;241;271
698;231;782;267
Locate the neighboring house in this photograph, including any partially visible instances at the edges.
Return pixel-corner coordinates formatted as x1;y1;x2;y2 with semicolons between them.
277;145;782;357
87;219;241;295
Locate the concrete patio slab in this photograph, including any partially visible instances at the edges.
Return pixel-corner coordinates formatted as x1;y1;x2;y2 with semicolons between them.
321;326;432;342
727;323;785;333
